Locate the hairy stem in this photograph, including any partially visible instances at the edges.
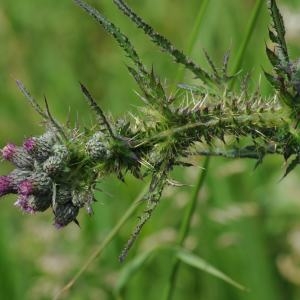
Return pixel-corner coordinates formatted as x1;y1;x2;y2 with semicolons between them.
164;1;265;299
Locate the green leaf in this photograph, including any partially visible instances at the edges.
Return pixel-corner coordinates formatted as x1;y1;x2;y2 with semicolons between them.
263;70;280;90
281;155;300;180
119;158;171;262
268;0;289;62
112;0;213;85
79;83;115;138
265;46;281;69
176;248;247;291
74;0;146;75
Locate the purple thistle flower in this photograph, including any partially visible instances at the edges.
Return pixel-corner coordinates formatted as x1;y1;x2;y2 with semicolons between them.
8;169;32;193
23;138;36;152
2;143;17;160
23;132;56;162
2;143;33;169
0;175;12;196
17;172;52;196
18;180;34;196
14;195;35;214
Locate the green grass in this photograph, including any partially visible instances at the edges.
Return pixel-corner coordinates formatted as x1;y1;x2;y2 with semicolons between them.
1;1;300;299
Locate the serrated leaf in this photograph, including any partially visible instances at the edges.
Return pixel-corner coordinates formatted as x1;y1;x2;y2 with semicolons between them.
203;49;220;81
268;0;289;62
176;249;247;291
266;46;281;69
74;0;146;76
268;28;278;44
119;158;172;262
263;70;280;89
281;155;299;180
16;80;66;140
112;0;213;85
80;83;115;138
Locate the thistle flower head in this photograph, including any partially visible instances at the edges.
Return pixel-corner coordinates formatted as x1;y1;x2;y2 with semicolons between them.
14;195;35;214
23;131;56;162
53;202;79;228
0;176;12;196
23;138;35;152
85;132;112;161
2;143;33;169
2;143;17;160
18;180;34;196
0;127;96;227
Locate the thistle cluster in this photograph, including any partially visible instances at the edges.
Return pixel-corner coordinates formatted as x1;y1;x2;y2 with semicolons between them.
1;0;300;259
0;131;90;227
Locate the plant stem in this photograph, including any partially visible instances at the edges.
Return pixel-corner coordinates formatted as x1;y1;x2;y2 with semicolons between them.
164;1;265;299
164;1;211;298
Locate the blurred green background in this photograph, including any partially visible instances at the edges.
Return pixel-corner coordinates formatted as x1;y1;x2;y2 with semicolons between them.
1;0;300;299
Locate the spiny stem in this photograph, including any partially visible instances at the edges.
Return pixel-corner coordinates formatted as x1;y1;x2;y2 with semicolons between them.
164;1;265;299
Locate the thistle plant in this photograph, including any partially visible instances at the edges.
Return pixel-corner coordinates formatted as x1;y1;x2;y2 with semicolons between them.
0;0;299;265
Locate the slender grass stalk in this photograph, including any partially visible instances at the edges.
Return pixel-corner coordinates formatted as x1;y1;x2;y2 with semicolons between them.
164;1;264;299
171;0;209;91
229;0;264;89
53;183;149;300
163;158;210;300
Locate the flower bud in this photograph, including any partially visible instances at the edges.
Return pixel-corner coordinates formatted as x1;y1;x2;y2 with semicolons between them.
85;132;111;160
53;202;79;228
43;144;69;174
55;185;73;205
9;169;32;186
18;171;52;196
0;176;12;196
2;143;33;169
1;169;32;195
72;189;94;208
28;194;52;212
23;131;56;162
14;195;35;214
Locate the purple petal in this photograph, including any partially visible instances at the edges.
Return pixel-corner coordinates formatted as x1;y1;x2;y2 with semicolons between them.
0;176;12;196
2;144;17;160
18;180;33;195
23;138;36;152
14;195;35;214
